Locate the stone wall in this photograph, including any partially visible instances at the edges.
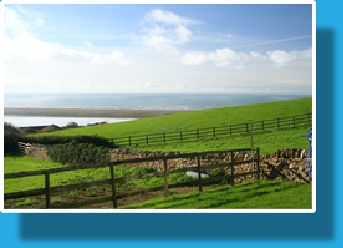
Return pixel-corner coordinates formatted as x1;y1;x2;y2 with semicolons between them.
22;144;312;183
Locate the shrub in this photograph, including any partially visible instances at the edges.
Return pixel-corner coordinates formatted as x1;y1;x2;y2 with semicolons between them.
169;173;194;184
21;135;117;148
4;122;22;154
47;141;110;165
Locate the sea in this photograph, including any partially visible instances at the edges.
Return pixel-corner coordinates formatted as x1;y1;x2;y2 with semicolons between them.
4;93;311;127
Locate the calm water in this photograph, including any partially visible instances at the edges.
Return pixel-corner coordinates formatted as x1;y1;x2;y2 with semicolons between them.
4;93;310;110
4;93;310;127
4;115;136;128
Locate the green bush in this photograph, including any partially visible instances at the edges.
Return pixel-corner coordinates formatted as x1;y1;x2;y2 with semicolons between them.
169;173;194;184
4;122;22;154
21;135;116;148
4;131;22;154
47;141;110;165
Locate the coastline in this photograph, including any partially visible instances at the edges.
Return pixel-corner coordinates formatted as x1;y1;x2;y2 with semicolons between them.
4;107;189;118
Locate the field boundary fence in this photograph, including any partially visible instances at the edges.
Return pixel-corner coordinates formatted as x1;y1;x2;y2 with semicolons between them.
4;147;260;209
110;113;312;147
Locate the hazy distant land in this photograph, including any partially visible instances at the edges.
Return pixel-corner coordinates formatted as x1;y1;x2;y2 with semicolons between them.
4;107;188;118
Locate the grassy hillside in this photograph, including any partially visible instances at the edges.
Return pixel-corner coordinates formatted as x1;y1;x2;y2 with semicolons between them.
145;129;310;154
35;97;311;138
31;97;312;154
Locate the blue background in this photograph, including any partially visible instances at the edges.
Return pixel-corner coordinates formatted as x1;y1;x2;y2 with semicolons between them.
1;0;341;247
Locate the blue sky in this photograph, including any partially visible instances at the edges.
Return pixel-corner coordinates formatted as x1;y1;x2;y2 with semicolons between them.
3;3;313;94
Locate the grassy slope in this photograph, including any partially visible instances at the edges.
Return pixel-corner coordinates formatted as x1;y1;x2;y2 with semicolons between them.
35;97;312;138
31;97;312;154
123;180;312;209
144;129;310;154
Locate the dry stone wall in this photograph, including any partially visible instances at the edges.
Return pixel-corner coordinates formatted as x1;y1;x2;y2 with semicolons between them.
22;144;312;183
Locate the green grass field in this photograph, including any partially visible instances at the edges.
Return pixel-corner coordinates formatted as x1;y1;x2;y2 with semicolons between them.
34;97;311;139
122;180;312;209
4;97;313;209
32;97;312;154
144;129;310;154
4;155;312;209
4;155;195;196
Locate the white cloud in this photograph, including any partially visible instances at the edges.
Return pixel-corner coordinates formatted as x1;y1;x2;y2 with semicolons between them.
180;48;251;68
4;6;31;34
180;47;311;69
144;9;199;26
4;6;128;65
4;31;56;62
34;17;44;27
267;50;297;64
249;51;267;60
181;51;206;65
175;25;192;43
141;9;199;56
267;47;312;67
291;47;312;60
208;48;250;68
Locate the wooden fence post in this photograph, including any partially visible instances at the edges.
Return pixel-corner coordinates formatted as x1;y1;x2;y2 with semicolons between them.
230;151;234;186
256;147;260;181
110;164;118;208
109;113;311;147
197;155;203;192
163;157;169;197
250;122;256;182
45;171;51;209
293;116;296;128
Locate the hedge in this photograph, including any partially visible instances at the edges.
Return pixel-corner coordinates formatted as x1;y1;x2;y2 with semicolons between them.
20;135;117;148
47;141;110;165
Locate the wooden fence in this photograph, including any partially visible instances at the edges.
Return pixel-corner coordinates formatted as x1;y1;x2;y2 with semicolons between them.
4;147;260;209
110;113;312;147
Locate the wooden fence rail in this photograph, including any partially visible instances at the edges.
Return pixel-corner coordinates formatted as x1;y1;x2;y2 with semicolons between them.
110;113;312;147
4;148;260;209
